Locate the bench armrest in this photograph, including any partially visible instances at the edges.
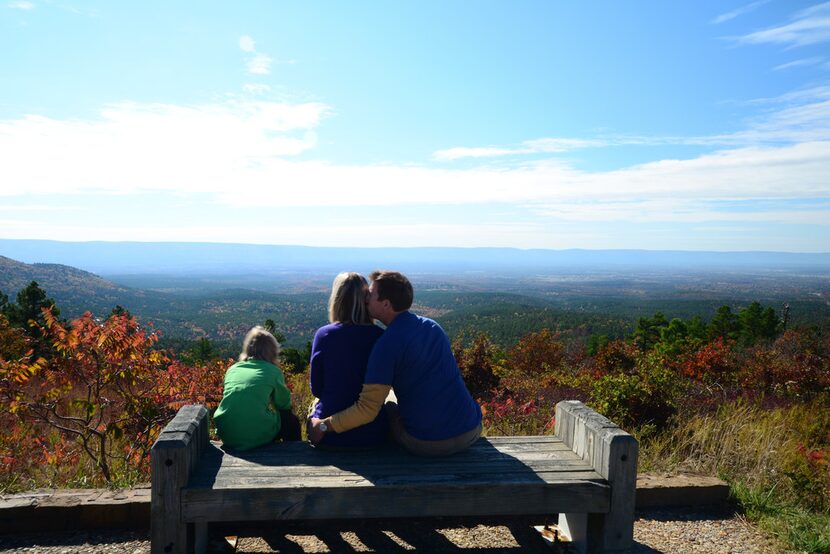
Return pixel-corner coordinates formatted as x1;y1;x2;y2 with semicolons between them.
151;404;209;553
555;400;638;551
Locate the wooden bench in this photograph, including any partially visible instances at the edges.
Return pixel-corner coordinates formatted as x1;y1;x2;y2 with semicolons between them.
151;400;638;553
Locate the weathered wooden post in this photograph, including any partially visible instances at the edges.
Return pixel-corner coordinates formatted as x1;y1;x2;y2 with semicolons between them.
555;400;638;553
151;404;209;554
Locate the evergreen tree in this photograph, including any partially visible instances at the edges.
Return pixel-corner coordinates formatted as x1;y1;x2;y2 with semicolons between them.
280;341;312;373
686;315;708;342
3;281;60;337
263;319;286;344
587;334;610;356
657;318;690;359
191;337;216;363
264;318;277;335
632;312;668;351
737;301;779;346
708;305;740;341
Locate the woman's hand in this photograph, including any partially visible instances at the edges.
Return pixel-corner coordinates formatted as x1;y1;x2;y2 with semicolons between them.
308;417;326;445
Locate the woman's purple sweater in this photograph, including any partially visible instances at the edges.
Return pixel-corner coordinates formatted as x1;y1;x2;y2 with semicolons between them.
309;322;388;447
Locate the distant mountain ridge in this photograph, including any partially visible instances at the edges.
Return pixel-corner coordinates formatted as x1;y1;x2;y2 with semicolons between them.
1;239;829;276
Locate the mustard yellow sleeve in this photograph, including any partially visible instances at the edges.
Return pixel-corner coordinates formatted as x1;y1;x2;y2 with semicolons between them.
329;383;391;433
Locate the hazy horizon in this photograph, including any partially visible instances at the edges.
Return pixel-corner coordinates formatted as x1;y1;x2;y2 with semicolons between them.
3;239;830;278
3;237;830;254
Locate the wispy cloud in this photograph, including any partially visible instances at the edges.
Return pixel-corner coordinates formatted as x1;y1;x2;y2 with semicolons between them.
738;1;830;47
239;34;273;75
239;35;256;53
0;205;76;212
1;87;828;248
773;57;824;70
729;88;830;143
434;138;602;160
711;0;769;25
2;100;827;206
531;198;830;226
7;1;34;9
247;53;272;76
0;219;559;249
243;83;272;94
435;86;830;160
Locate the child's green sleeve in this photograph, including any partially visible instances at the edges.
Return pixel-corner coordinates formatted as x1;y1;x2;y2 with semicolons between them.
272;368;292;410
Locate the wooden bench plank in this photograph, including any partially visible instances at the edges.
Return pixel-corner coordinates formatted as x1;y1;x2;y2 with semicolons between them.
188;468;606;484
194;455;592;479
195;439;575;468
195;462;598;482
204;436;571;459
182;480;611;522
214;442;575;459
193;468;604;488
187;438;595;485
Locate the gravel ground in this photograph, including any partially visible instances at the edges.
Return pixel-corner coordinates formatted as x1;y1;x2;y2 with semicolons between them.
0;508;792;553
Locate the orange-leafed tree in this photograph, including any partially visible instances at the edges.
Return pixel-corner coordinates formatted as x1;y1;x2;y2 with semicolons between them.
498;329;569;402
3;308;170;481
453;332;501;400
1;308;224;483
678;336;737;385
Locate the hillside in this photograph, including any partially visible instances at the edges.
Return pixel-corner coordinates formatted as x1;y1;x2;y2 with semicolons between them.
0;255;120;292
0;256;330;347
0;255;167;319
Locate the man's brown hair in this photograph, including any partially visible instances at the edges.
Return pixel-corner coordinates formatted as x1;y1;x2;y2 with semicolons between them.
369;270;413;312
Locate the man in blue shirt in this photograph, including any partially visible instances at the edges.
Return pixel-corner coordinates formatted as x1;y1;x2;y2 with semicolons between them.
309;270;482;456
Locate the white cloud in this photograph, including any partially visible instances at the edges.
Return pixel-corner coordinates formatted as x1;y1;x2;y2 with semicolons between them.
0;219;561;248
1;90;828;248
434;137;602;160
5;100;826;208
243;83;272;94
239;35;256;53
531;199;830;226
433;146;523;160
0;205;76;211
0;99;331;197
773;57;824;70
738;1;830;47
435;87;830;160
711;0;769;25
7;1;34;9
246;53;272;75
239;35;276;75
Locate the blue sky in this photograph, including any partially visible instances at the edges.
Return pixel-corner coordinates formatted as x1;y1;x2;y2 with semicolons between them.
1;1;829;251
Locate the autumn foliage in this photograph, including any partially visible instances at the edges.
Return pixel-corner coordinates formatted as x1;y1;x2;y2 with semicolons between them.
1;308;226;487
1;287;828;505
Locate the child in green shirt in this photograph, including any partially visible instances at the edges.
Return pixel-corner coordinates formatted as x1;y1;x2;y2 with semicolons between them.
214;326;300;450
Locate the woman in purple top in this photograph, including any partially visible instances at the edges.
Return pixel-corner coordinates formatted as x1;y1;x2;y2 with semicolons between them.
309;272;387;447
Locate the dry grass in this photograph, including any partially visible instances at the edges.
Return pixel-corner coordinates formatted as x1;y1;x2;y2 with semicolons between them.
638;398;830;553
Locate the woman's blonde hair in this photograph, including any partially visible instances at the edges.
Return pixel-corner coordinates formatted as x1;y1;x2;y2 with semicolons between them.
238;326;280;365
328;272;372;325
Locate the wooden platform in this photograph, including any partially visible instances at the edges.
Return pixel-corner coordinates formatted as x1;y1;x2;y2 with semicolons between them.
183;436;610;522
